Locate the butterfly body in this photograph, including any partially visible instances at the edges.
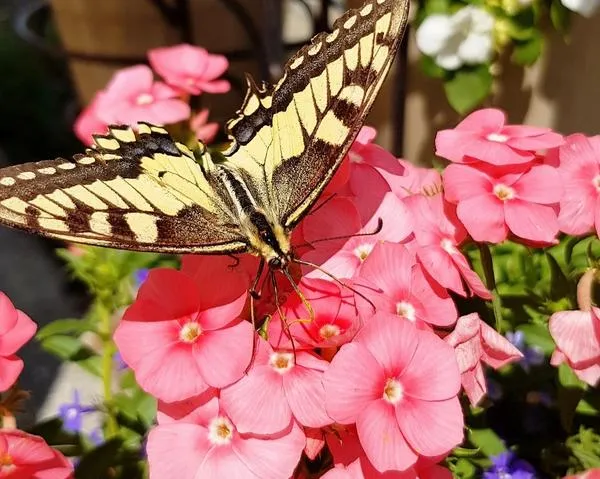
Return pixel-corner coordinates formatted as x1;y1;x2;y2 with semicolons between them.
0;0;409;268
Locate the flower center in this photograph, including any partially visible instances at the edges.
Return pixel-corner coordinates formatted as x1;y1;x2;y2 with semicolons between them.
0;453;13;471
353;243;374;262
208;416;235;445
179;322;202;343
349;151;363;163
396;301;416;321
440;238;457;254
593;175;600;192
486;132;509;143
319;323;341;339
493;184;515;201
269;352;295;374
383;378;403;404
136;93;154;105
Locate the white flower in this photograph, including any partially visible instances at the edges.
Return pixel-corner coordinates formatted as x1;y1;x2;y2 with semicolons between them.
416;6;495;71
561;0;600;17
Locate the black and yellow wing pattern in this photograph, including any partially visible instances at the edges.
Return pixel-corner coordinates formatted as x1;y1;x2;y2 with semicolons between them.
224;0;409;228
0;0;409;254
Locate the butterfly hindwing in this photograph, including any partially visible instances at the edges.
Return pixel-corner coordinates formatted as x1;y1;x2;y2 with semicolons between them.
223;0;409;228
0;125;247;253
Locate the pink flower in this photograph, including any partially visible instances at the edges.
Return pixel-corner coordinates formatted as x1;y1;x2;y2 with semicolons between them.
564;469;600;479
148;44;230;95
0;429;73;479
147;398;305;479
556;134;600;237
549;308;600;386
445;313;523;405
356;242;457;328
436;108;564;166
190;108;219;144
404;194;490;299
113;268;253;402
443;162;563;244
345;127;407;199
73;92;108;145
0;292;36;392
220;337;331;434
301;195;412;280
392;160;443;199
324;314;463;472
95;65;190;125
267;278;359;350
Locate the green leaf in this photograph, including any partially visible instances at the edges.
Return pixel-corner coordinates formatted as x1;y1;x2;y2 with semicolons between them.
420;55;447;79
76;355;103;377
37;318;94;341
468;428;506;457
546;252;573;301
444;66;493;115
40;335;84;360
75;438;125;479
518;323;555;355
550;0;572;35
558;363;587;431
452;458;477;478
512;33;543;66
134;391;157;427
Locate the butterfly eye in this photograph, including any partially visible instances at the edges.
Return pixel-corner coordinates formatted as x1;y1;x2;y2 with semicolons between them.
268;257;283;270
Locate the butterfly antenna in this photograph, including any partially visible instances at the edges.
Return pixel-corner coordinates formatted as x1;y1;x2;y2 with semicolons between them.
292;258;377;312
294;218;383;250
271;270;298;358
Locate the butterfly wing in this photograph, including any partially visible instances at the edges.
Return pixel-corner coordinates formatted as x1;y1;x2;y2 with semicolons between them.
0;124;247;254
222;0;409;228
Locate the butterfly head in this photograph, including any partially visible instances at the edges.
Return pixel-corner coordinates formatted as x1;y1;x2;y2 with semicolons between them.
246;210;292;270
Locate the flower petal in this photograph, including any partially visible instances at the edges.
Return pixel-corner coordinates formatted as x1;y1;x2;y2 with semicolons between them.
504;200;559;243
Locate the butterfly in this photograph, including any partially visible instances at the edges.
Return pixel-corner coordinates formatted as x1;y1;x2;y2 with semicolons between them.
0;0;409;283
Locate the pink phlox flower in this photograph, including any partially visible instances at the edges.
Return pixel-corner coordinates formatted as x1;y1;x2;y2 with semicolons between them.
356;242;458;328
564;469;600;479
324;314;463;472
149;44;230;95
436;108;565;166
391;160;443;200
95;65;190;125
443;162;563;244
147;395;305;479
113;268;253;402
268;278;359;350
157;388;219;425
0;429;73;479
73;91;108;145
549;307;600;386
190;108;219;144
345;127;407;199
220;337;331;434
404;194;491;299
444;313;523;405
301;195;412;281
556;134;600;237
0;292;37;392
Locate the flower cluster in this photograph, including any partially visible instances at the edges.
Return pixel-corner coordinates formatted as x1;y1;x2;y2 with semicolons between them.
414;0;599;113
74;44;228;145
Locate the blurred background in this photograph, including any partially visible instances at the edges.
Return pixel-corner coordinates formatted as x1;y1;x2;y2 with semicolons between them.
0;0;599;423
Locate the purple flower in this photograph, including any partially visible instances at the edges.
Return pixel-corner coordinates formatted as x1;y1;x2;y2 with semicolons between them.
484;451;536;479
134;268;150;287
58;390;95;433
113;351;128;371
89;427;104;446
506;331;545;372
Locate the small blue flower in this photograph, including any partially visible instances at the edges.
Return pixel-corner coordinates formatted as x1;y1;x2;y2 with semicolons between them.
134;268;149;287
484;451;536;479
58;390;95;433
486;377;503;401
113;351;128;371
506;331;545;372
89;427;104;446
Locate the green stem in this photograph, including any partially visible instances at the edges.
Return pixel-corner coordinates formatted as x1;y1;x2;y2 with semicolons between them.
98;300;118;438
478;243;503;330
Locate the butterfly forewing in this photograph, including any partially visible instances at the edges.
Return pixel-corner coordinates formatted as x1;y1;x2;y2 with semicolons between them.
0;124;247;253
223;0;409;228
